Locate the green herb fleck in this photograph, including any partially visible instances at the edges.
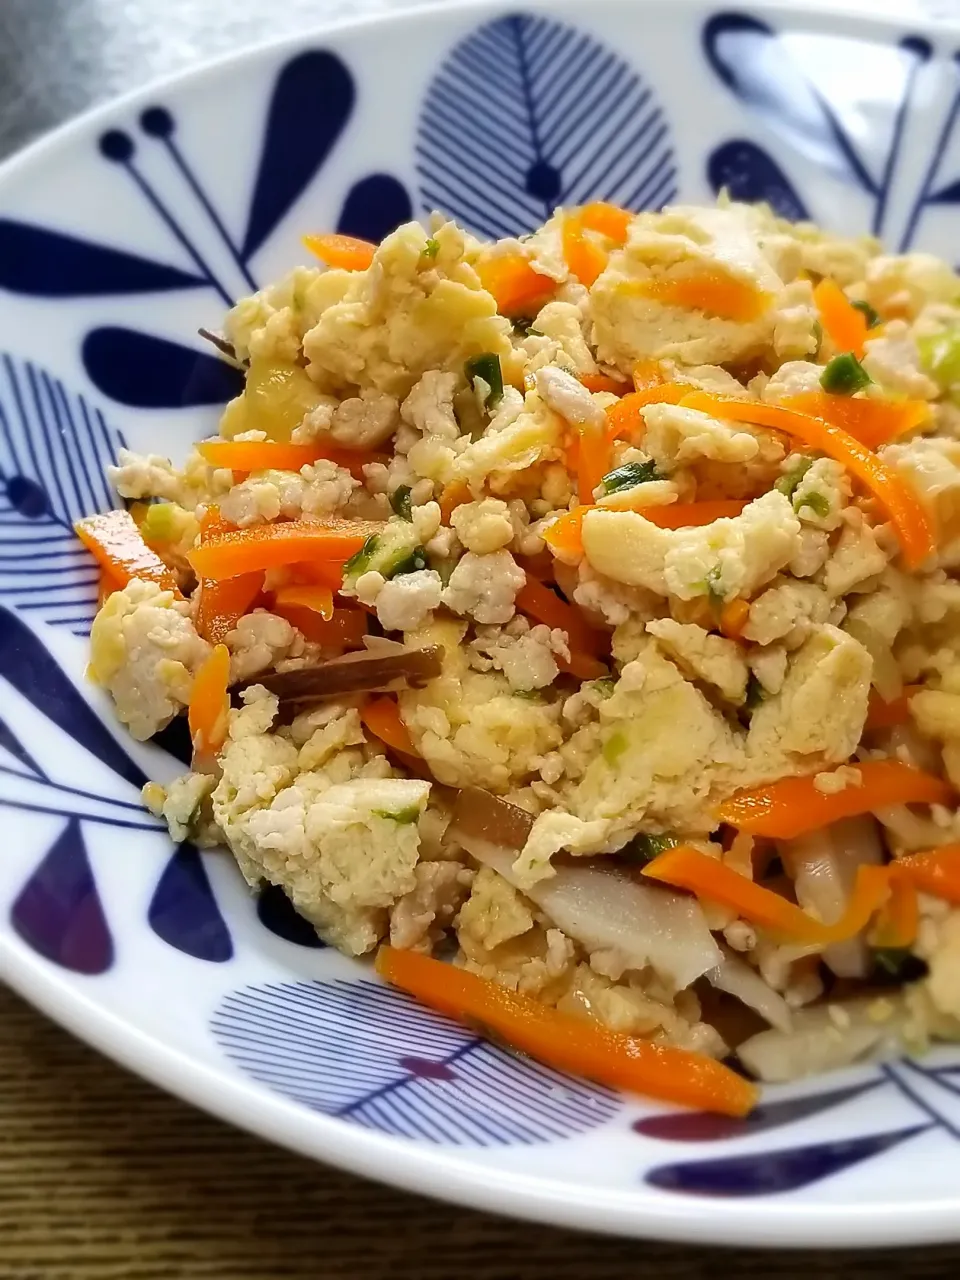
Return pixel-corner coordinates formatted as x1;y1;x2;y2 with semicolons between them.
798;491;831;519
598;459;661;495
512;318;542;338
775;456;814;500
375;804;422;824
704;565;725;608
422;237;440;259
918;327;960;392
465;352;504;410
389;484;413;521
387;547;429;578
621;832;680;864
602;729;628;766
820;352;872;396
811;318;823;355
343;533;378;577
851;299;881;329
873;948;928;983
514;689;545;702
140;502;180;543
592;677;616;698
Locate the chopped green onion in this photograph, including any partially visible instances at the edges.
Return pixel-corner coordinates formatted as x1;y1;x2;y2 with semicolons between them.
422;238;440;259
139;502;180;543
918;327;960;391
343;533;378;577
388;547;429;578
811;318;823;356
465;353;504;410
873;948;928;983
704;565;725;607
598;459;660;495
592;677;616;698
389;484;413;521
602;729;628;766
621;832;681;864
851;300;881;329
375;804;422;824
775;456;814;500
513;318;542;338
820;352;872;396
514;689;545;702
798;491;830;519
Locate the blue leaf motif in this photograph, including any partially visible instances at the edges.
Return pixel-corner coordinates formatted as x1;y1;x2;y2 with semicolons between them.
241;51;355;261
0;357;124;633
0;219;206;298
256;883;326;948
646;1126;929;1196
149;716;194;767
82;328;244;409
337;175;413;243
634;1080;880;1142
148;843;233;962
212;980;620;1146
10;817;114;974
418;13;676;239
707;140;810;222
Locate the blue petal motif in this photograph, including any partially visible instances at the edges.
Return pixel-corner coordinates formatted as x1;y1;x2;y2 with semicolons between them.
337;175;414;243
418;13;676;239
646;1126;929;1196
82;329;244;409
10;818;114;974
256;883;326;948
0;219;206;297
149;716;194;767
0;606;145;789
212;979;619;1145
241;51;356;261
0;354;124;633
634;1080;879;1142
148;843;233;962
706;140;810;221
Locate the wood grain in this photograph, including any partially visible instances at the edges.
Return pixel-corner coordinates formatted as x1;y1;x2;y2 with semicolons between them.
1;982;959;1280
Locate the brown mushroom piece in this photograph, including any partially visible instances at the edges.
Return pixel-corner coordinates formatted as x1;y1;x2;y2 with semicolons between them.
249;645;444;710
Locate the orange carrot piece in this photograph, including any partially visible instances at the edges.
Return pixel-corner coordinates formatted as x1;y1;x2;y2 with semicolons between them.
579;201;632;245
865;685;921;732
894;843;960;906
634;269;771;322
642;501;747;529
558;650;610;681
516;572;602;655
870;872;919;949
361;696;419;757
719;598;751;640
476;253;555;314
303;232;376;271
197;438;381;479
813;278;868;358
577;425;612;505
632;358;662;392
376;945;757;1116
97;565;122;607
194;507;264;643
439;481;472;524
188;643;231;763
273;583;334;620
605;385;690;442
642;845;891;946
678;392;936;568
543;507;588;560
782;392;931;450
717;761;953;839
187;518;383;581
579;373;632;396
272;603;367;650
75;509;181;597
562;215;608;288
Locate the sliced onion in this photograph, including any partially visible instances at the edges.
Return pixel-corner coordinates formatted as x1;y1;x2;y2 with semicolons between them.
778;816;883;978
450;794;723;992
707;952;793;1032
844;617;902;702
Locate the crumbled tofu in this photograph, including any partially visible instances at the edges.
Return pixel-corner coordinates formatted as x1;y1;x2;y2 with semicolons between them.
789;458;850;531
450;497;515;554
470;619;567;690
822;515;890;597
534;365;605;430
862;320;939;400
646;618;749;702
640;402;764;471
374;569;443;632
457;866;536;951
761;360;823;402
329;388;400;448
226;611;300;682
219;461;358;527
813;765;863;794
400;370;460;439
441;549;526;624
743;580;831;646
389;861;472;950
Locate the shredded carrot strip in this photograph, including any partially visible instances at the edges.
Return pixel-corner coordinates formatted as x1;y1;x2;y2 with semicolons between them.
194;507;264;643
197;438;382;479
782;392;931;450
558;650;609;681
273;584;334;620
361;696;419;758
894;843;960;906
605;385;690;442
870;872;919;949
813;278;868;358
516;572;602;655
632;358;662;392
865;685;921;733
634;269;771;322
376;945;757;1116
476;253;555;314
303;232;376;271
579;201;633;244
543;507;588;560
579;373;632;396
641;501;747;529
562;215;608;288
187;518;383;581
439;481;472;524
577;424;612;504
97;566;122;607
717;761;953;839
188;643;231;763
75;509;181;597
719;598;750;640
271;603;367;650
678;392;936;568
642;845;890;946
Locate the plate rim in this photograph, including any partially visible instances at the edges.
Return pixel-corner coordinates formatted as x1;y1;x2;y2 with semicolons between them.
0;0;958;1245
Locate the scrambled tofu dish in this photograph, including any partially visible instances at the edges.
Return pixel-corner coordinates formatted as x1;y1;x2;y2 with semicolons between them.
76;200;960;1116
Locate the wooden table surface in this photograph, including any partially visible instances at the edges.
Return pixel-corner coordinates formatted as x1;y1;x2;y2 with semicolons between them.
4;1;960;1275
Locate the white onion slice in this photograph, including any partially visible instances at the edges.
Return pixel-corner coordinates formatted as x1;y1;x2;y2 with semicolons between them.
707;953;793;1032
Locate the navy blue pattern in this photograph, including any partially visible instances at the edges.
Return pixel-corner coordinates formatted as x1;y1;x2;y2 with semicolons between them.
148;843;234;963
256;883;326;948
418;13;676;239
0;354;124;636
212;979;620;1146
82;329;244;411
704;14;932;240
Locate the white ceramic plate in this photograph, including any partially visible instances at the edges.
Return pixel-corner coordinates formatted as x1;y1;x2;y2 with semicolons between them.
3;0;960;1246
